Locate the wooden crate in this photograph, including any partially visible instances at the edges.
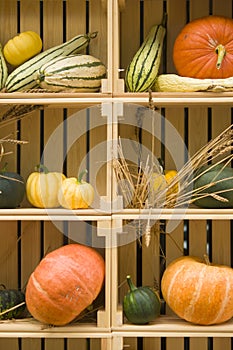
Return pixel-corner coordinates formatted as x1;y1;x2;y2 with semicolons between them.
0;0;233;349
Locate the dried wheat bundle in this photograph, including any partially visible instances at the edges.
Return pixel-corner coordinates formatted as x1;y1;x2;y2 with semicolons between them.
113;124;233;210
113;137;165;209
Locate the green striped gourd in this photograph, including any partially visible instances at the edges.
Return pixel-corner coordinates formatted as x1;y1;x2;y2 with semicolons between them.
0;44;8;89
125;14;167;92
36;54;107;92
5;32;97;92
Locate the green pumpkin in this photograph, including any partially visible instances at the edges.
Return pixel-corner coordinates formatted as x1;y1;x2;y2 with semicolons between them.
0;285;25;320
0;168;25;208
123;275;161;324
193;164;233;208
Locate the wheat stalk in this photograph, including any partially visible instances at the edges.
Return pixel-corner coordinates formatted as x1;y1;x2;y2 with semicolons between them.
113;124;233;210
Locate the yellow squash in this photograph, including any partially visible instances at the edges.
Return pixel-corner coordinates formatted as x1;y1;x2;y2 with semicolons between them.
26;165;66;208
3;31;42;66
58;171;94;209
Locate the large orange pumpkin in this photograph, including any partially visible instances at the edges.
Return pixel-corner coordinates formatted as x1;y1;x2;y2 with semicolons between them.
161;256;233;325
25;244;105;326
173;15;233;79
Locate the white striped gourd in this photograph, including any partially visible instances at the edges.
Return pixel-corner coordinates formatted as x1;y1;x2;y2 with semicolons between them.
36;54;106;92
5;32;97;92
155;73;233;92
0;44;8;90
125;14;166;92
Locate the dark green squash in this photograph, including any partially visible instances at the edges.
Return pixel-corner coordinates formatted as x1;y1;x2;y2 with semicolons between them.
193;164;233;208
123;275;161;325
0;284;25;320
0;166;25;208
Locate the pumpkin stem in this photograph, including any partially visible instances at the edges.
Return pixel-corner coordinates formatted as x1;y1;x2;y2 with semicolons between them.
126;275;137;292
35;164;49;174
204;254;211;265
78;169;88;183
216;44;226;70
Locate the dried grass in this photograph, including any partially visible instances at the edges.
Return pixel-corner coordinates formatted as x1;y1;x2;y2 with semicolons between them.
113;124;233;210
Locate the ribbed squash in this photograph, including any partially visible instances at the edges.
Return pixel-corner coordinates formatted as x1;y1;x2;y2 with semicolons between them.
125;14;166;92
58;171;94;209
3;31;42;66
123;276;161;324
193;164;233;208
36;54;106;92
173;15;233;79
25;243;105;326
0;285;25;320
26;164;66;208
0;168;25;208
161;256;233;325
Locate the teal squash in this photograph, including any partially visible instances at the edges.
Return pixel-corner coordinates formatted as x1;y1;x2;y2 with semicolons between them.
0;285;25;320
0;168;25;208
123;275;161;324
193;164;233;208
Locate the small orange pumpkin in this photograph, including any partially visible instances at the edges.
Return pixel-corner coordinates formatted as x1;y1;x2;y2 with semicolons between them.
173;15;233;79
25;244;105;326
161;256;233;325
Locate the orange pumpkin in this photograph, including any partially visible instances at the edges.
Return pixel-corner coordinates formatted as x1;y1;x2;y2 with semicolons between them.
173;15;233;79
25;244;105;326
161;256;233;325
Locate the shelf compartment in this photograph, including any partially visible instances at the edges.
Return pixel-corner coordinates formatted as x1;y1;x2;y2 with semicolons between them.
113;0;233;102
111;217;233;334
0;219;112;334
0;102;113;214
0;0;111;95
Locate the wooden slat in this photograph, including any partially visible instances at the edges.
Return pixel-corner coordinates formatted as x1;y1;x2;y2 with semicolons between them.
166;0;186;74
89;0;108;65
120;0;140;76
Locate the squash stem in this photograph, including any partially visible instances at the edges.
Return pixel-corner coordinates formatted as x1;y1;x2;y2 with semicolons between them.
78;169;88;183
216;44;226;70
35;164;49;174
126;275;137;292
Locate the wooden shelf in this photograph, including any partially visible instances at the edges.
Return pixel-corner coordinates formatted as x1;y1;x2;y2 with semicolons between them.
0;318;111;338
1;208;232;221
0;208;112;221
2;316;233;339
112;92;233;106
112;208;233;220
112;316;233;338
0;92;233;107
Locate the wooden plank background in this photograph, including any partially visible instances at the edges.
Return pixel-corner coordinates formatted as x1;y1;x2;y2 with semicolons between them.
0;0;233;349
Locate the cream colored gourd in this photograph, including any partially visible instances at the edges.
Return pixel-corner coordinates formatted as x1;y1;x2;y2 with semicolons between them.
26;165;66;208
154;74;233;92
161;255;233;325
36;54;106;92
58;171;94;209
